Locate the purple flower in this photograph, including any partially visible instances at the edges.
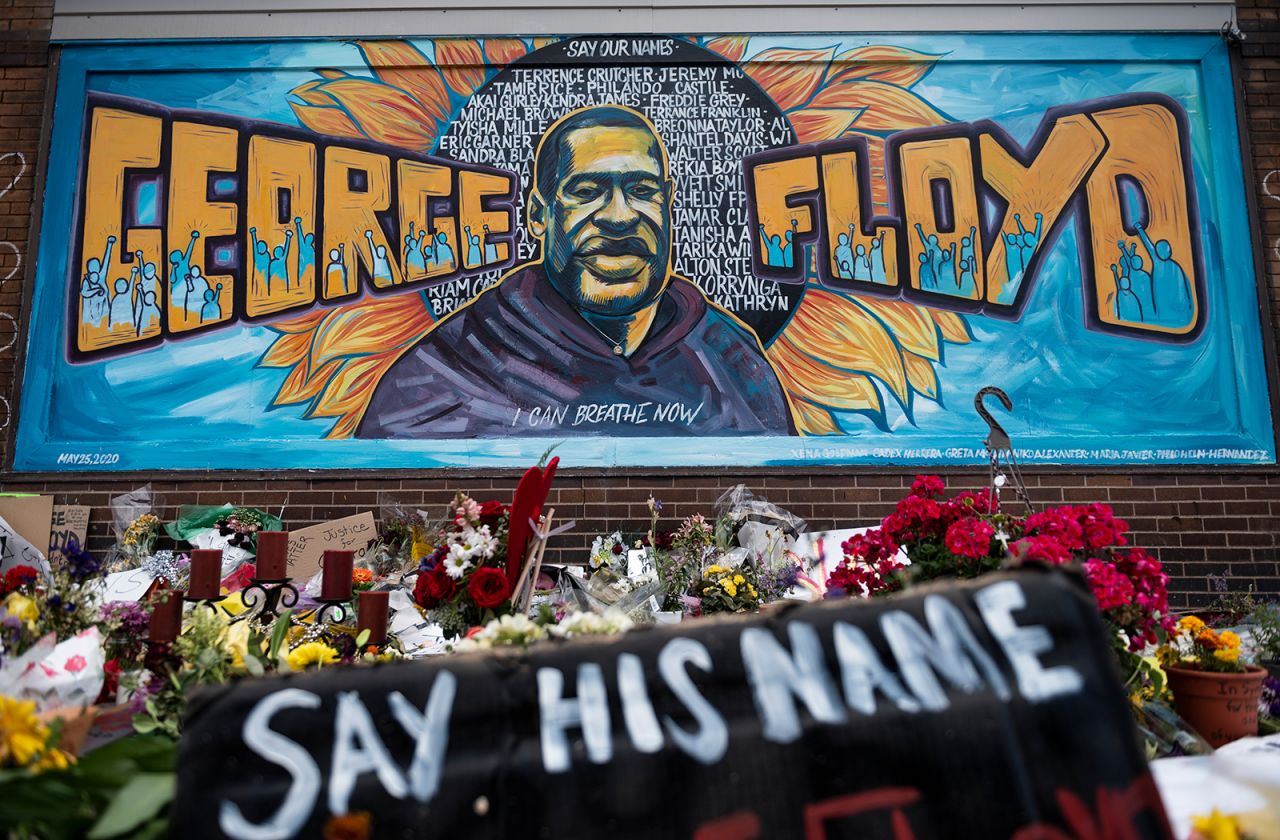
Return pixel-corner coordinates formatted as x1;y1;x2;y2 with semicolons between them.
63;538;102;584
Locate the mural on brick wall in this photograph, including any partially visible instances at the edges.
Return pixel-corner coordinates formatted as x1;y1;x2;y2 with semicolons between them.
16;34;1275;469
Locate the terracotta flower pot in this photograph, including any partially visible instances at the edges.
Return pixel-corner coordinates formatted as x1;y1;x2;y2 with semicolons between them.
1165;664;1267;748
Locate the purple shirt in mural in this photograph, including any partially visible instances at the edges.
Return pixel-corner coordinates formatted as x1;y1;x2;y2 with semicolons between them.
356;264;794;438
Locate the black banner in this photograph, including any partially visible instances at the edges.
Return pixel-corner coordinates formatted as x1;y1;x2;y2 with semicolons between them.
175;569;1172;839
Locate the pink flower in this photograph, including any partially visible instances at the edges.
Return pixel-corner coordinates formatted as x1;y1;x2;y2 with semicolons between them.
910;475;945;499
1011;535;1073;566
64;654;87;673
944;518;995;561
1084;558;1136;612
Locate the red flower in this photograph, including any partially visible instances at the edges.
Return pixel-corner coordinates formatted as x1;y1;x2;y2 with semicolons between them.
911;475;946;499
467;567;512;609
0;564;38;597
413;565;457;609
1011;535;1073;567
944;518;996;561
478;500;507;527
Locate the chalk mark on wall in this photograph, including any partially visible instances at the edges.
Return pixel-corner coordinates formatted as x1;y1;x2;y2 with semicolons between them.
0;150;28;434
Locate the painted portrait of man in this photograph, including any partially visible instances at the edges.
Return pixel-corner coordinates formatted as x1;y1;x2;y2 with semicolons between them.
357;104;795;438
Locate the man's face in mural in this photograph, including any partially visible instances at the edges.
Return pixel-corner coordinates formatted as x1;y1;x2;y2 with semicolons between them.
529;113;673;317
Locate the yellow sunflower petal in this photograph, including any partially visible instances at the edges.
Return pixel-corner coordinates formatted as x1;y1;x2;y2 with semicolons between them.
811;80;949;132
829;45;944;88
792;398;842;435
288;101;366;141
854;297;941;361
435;39;486;97
258;329;316;370
789;108;861;143
783;288;909;404
484;38;529;67
744;46;836;111
273;358;343;407
931;309;973;344
768;335;884;412
902;351;939;400
312;77;439;151
308;296;434;369
704;36;750;63
354;40;452;124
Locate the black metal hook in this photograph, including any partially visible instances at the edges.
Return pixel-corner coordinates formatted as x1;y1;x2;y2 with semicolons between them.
974;386;1013;451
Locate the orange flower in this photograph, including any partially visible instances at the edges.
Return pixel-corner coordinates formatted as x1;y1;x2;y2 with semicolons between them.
1196;628;1221;650
352;568;374;584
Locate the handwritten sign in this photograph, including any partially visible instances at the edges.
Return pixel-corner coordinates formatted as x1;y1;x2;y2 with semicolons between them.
48;505;91;563
0;513;49;577
175;570;1171;839
0;495;54;556
95;567;158;603
286;512;376;582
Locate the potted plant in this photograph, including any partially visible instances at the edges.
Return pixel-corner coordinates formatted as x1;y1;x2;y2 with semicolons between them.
1159;616;1268;747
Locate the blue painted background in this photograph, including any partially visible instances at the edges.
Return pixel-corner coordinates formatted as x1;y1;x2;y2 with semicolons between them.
14;33;1275;470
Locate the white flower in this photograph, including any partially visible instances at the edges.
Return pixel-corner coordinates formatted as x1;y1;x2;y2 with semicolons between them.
444;546;473;579
464;525;497;561
550;609;635;639
452;613;548;652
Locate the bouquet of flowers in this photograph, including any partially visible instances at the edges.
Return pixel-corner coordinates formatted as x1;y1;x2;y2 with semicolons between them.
695;565;760;615
119;514;162;567
1158;616;1247;674
412;493;514;638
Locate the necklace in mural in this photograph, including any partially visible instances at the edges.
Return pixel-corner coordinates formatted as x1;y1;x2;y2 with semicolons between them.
581;316;625;356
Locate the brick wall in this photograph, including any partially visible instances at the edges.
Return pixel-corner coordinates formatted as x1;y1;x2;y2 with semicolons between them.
0;3;1277;611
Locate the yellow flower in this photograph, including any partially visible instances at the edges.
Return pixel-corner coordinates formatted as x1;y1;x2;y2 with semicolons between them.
1218;630;1241;650
286;642;339;670
0;695;72;772
705;565;727;576
1178;615;1205;633
2;593;38;627
224;621;253;669
722;580;738;598
1191;809;1243;840
747;584;758;599
733;574;745;585
1212;647;1241;664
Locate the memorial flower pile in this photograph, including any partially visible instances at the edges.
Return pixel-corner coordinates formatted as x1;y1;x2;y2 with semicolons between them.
413;493;514;637
828;476;1175;655
1157;616;1248;674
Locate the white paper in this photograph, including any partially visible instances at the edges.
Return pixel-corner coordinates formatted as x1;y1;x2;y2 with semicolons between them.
0;512;50;578
94;567;158;604
0;628;105;712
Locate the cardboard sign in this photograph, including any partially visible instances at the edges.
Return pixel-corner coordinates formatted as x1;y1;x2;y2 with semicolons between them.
286;512;376;582
48;504;91;563
0;494;54;556
175;570;1172;839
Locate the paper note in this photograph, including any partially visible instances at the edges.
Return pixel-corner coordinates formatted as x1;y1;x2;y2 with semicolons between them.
286;512;376;582
96;567;159;603
48;505;91;563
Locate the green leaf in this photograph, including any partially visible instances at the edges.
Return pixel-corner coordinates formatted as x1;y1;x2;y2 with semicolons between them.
354;629;370;648
86;773;175;839
132;715;159;735
267;609;293;660
243;652;265;677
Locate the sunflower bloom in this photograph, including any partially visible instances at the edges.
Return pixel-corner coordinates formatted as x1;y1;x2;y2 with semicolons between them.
0;695;74;772
286;642;339;670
